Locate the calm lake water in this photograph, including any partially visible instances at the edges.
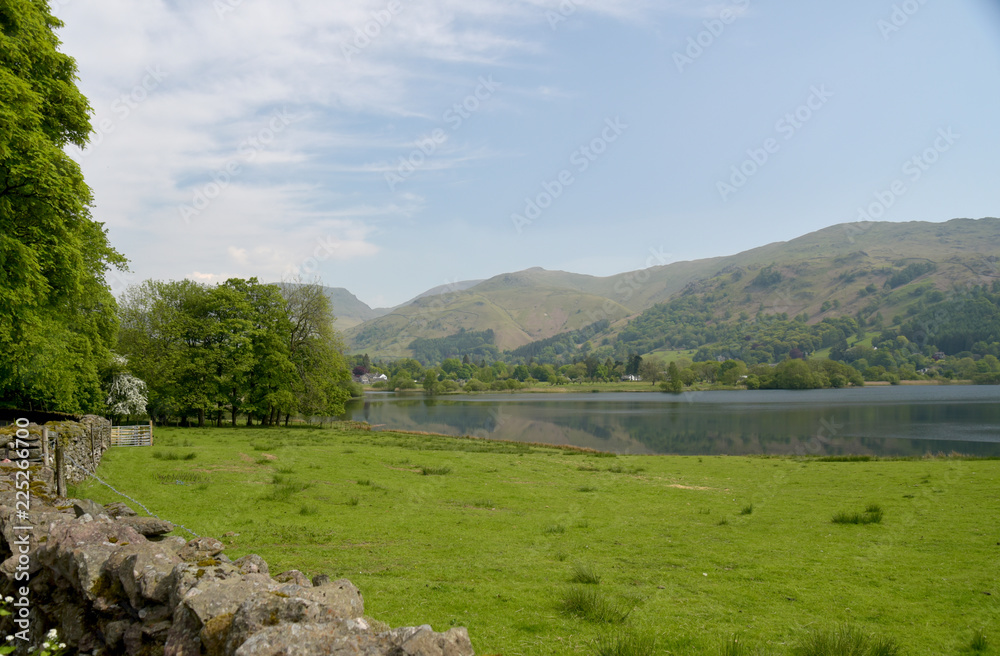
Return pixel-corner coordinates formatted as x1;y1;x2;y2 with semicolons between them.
342;385;1000;456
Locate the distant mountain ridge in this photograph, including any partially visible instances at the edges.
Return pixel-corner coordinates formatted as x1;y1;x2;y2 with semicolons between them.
337;218;1000;358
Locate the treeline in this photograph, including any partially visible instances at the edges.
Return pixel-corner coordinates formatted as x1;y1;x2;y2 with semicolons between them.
117;278;352;426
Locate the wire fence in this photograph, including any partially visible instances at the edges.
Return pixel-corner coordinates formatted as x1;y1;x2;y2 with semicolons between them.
66;453;201;538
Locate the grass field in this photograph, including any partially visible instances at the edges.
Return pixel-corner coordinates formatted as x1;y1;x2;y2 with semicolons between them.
71;426;999;655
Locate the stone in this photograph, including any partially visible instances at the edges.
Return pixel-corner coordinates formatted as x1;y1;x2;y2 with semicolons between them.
103;620;129;649
397;626;475;656
107;542;183;607
73;499;107;519
178;536;225;561
166;576;275;656
225;593;347;653
36;518;145;600
234;554;269;576
119;515;175;537
105;501;138;518
274;569;311;587
295;579;364;619
311;574;332;587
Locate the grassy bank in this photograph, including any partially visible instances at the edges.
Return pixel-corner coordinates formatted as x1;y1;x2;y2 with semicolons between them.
72;426;999;655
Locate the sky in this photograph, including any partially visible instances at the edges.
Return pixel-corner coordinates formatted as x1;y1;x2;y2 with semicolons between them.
53;0;1000;309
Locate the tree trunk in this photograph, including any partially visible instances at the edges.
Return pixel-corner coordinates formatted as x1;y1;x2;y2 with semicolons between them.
246;414;253;427
284;412;290;427
197;409;205;427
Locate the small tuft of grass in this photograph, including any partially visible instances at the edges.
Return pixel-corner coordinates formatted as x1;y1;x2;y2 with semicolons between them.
571;563;602;585
153;450;194;461
299;504;318;516
719;634;759;656
791;624;899;656
578;485;599;492
346;496;360;506
544;524;566;534
970;628;988;652
471;499;495;509
593;629;657;656
740;503;754;515
560;587;631;624
357;479;372;486
717;518;729;526
276;466;295;474
832;504;883;525
554;551;569;562
420;466;452;476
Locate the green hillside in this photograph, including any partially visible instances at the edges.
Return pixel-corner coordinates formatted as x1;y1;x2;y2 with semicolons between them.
344;218;1000;360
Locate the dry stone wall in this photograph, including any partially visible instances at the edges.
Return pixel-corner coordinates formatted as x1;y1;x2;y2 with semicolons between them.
0;421;475;656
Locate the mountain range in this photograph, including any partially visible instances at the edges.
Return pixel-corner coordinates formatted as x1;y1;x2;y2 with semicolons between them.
318;218;999;359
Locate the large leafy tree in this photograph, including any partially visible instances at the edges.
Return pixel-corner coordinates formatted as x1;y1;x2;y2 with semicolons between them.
281;281;351;422
0;0;126;412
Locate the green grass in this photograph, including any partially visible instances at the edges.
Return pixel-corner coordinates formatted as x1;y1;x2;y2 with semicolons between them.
71;425;1000;656
791;625;900;656
969;628;989;652
570;563;602;585
832;504;884;525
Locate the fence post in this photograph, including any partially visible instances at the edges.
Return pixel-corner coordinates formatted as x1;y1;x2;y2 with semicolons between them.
149;419;154;446
42;426;49;466
55;439;66;498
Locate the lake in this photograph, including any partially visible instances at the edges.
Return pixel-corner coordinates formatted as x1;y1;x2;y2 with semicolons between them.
342;385;1000;456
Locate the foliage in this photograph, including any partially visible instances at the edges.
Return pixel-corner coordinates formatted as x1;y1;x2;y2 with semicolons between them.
0;0;127;413
116;278;350;425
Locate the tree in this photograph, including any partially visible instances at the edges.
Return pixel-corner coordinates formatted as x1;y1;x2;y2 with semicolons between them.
0;0;127;412
638;359;663;385
661;361;683;393
281;280;351;423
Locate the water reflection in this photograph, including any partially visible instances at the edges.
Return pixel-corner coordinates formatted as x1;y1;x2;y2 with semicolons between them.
343;387;1000;456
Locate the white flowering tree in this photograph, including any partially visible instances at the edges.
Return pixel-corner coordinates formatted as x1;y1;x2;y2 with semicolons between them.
106;373;148;422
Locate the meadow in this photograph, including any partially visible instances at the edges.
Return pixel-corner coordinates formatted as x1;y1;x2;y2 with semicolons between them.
70;425;999;655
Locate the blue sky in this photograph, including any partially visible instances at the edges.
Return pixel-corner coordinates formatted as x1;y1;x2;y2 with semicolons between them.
55;0;1000;308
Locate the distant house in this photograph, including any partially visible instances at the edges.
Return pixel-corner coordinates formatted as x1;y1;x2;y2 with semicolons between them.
621;374;640;382
356;373;388;384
